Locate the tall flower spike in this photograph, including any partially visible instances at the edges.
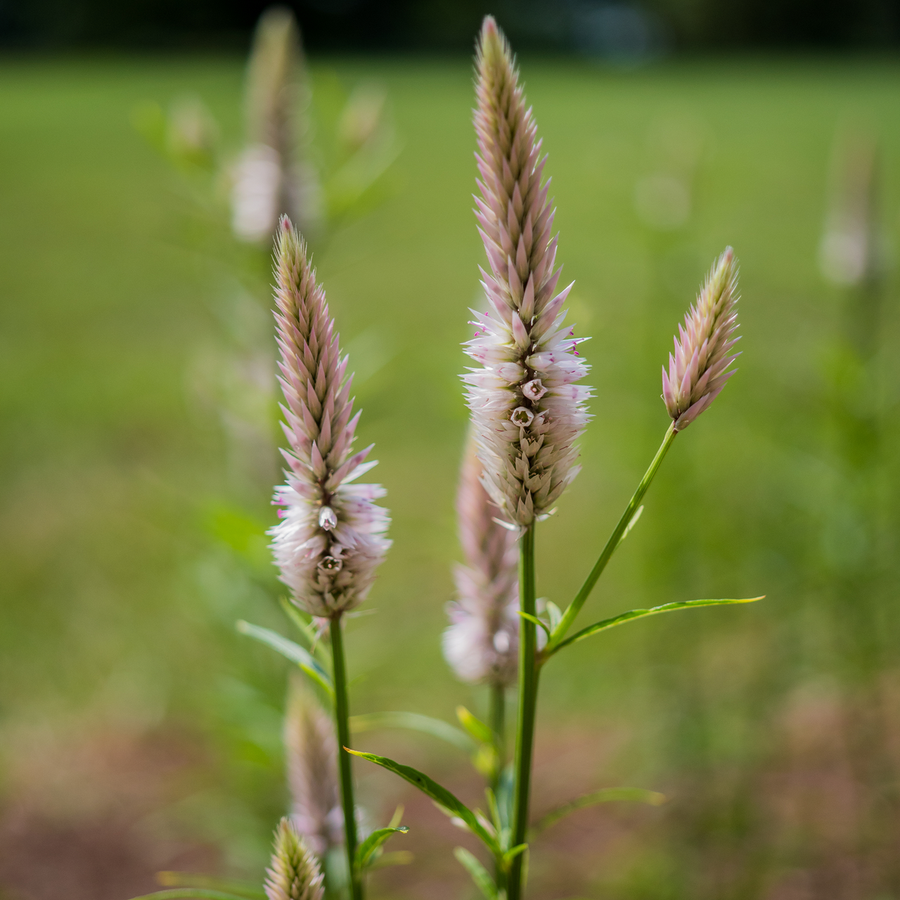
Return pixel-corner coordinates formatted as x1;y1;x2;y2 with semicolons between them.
269;217;391;617
662;247;740;431
444;436;519;685
232;8;319;243
285;679;343;856
265;817;325;900
464;17;591;527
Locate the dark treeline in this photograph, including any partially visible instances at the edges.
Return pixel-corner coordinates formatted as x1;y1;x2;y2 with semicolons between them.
3;0;899;54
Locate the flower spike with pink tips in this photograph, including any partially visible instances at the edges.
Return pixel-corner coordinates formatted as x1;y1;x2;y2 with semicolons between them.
268;216;391;617
463;16;591;527
662;247;740;431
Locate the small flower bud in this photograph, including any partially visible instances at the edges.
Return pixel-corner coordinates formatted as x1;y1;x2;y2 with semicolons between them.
264;817;324;900
318;506;337;531
662;247;740;431
521;379;547;402
511;407;535;428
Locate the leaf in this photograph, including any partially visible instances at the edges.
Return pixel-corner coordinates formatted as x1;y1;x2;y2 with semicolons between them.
236;621;333;696
348;749;499;854
156;875;265;900
457;706;494;745
355;825;409;870
545;601;563;633
129;891;253;900
517;611;551;639
549;597;764;656
350;711;474;752
503;843;528;866
453;847;498;900
278;597;329;663
617;505;644;546
530;787;666;837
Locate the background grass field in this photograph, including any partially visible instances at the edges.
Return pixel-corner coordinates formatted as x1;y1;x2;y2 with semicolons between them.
1;54;899;899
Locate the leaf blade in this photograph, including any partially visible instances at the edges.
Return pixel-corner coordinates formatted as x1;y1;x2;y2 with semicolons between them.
348;749;499;853
531;787;666;837
549;597;763;656
453;847;498;900
456;706;494;745
355;825;409;870
236;620;333;695
349;711;474;751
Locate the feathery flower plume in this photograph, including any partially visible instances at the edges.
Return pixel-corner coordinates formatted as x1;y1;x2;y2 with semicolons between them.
232;8;319;242
464;17;591;527
444;436;519;685
285;680;343;856
662;247;740;431
265;817;325;900
269;217;391;617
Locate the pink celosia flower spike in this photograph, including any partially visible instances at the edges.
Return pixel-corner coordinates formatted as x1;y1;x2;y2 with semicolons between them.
444;436;519;685
285;681;343;857
662;247;740;431
464;16;591;527
269;216;391;617
264;817;325;900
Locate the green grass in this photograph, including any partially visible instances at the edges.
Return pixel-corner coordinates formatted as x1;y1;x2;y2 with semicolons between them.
1;54;899;898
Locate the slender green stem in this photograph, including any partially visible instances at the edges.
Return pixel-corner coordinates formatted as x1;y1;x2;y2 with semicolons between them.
489;680;505;790
330;615;362;900
508;524;538;900
548;424;677;652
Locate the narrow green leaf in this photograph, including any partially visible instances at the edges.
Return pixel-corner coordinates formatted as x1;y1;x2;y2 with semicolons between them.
236;620;333;696
517;611;551;639
549;597;763;656
278;596;329;663
349;711;474;751
545;601;563;633
457;706;494;745
355;825;409;870
348;749;499;853
503;843;528;866
129;891;251;900
617;505;644;546
454;847;498;900
530;787;666;837
157;874;265;900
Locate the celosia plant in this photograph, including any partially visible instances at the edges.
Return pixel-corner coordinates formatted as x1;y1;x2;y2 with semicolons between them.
129;14;759;900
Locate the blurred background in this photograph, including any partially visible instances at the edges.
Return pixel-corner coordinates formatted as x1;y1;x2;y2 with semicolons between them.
2;1;900;898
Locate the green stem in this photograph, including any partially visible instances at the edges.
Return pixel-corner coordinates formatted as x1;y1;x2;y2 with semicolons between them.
508;524;538;900
489;680;505;790
330;615;362;900
549;424;677;652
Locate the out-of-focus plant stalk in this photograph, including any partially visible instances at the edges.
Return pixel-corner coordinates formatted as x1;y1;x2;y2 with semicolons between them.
489;680;505;789
329;615;361;900
508;524;537;900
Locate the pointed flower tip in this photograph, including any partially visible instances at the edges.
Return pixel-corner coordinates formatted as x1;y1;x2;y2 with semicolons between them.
265;817;324;900
477;14;510;66
663;247;740;431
